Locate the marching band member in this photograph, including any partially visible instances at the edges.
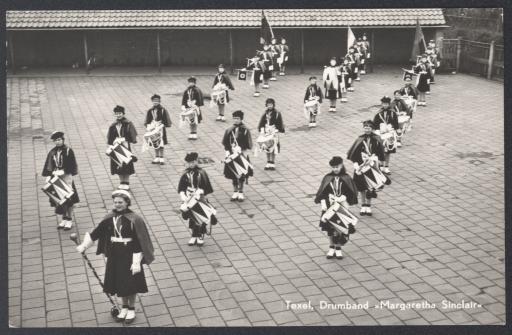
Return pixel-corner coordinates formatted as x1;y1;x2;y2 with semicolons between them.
278;37;290;76
315;156;358;259
345;46;359;87
257;98;285;170
107;105;138;191
373;96;399;174
144;94;172;165
212;64;235;121
259;44;274;89
353;43;363;81
426;48;439;85
414;54;430;106
42;131;80;230
340;58;352;100
362;33;370;55
269;37;280;81
346;120;387;216
178;152;217;246
303;76;323;127
322;57;342;112
75;190;154;324
246;54;264;97
181;77;204;140
390;90;410;147
222;110;253;202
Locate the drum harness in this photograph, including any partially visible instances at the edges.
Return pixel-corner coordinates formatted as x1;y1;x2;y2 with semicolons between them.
112;215;133;245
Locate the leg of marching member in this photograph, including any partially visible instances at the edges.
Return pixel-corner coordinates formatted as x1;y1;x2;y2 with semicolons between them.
189;123;198;140
329;99;336;112
265;153;271;170
158;147;165;165
63;204;74;230
359;191;367;215
152;148;160;164
231;179;239;201
119;174;130;190
124;294;137;324
254;83;260;97
269;152;276;170
326;236;335;259
116;297;129;322
237;177;245;201
383;153;391;174
217;104;225;121
335;241;343;259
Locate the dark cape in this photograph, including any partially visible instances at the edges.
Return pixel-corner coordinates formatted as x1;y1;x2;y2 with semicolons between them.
178;167;214;196
107;117;138;146
42;145;78;177
95;210;155;265
222;124;253;152
346;134;385;164
257;108;285;133
314;173;358;205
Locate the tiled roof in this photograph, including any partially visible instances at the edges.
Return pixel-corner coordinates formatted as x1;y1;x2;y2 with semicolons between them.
7;9;446;29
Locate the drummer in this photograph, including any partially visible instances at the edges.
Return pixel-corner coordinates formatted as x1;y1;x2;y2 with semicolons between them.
178;152;217;246
346;120;387;216
303;76;323;127
181;77;204;140
107;105;138;191
144;94;172;165
257;98;285;170
212;64;235;122
42;131;80;230
373;96;399;174
314;156;358;259
390;90;410;148
222;110;253;202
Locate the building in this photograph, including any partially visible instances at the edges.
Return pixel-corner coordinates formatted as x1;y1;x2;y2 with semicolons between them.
6;9;447;71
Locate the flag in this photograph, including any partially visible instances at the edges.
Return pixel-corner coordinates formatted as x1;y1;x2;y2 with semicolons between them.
410;18;427;62
347;26;356;52
260;10;274;45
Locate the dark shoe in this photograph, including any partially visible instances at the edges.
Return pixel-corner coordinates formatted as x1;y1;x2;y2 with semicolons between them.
385;177;392;185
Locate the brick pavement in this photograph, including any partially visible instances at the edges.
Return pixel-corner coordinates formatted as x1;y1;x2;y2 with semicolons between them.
7;66;505;327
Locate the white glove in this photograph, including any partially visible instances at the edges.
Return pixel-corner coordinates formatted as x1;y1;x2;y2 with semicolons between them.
179;192;188;202
130;252;142;275
337;195;347;203
76;232;94;253
181;105;186;112
53;169;65;177
180;203;189;212
225;151;230;158
114;137;125;145
45;176;51;183
146;125;152;131
106;146;113;154
320;199;327;212
260;128;265;134
196;188;204;196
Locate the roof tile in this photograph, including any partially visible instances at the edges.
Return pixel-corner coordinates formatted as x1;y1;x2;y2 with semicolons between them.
6;9;446;29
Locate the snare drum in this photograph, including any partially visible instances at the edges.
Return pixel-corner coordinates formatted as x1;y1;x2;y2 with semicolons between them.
362;165;388;191
256;132;277;154
304;99;320;119
321;202;358;235
106;142;134;168
180;107;199;127
380;130;398;152
42;175;75;206
143;122;164;148
182;194;217;225
224;150;253;180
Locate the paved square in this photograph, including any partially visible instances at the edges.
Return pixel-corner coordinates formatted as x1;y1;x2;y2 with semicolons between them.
7;66;505;327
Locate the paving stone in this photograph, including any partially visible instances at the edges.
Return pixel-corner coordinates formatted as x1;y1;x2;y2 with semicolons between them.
7;69;505;327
